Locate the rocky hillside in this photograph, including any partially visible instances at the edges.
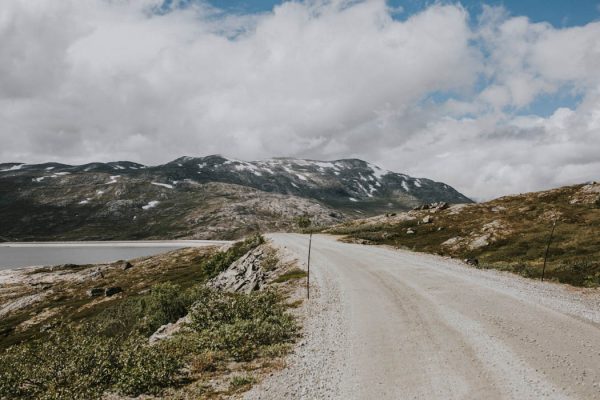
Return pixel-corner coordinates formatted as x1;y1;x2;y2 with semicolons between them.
328;182;600;287
0;156;471;240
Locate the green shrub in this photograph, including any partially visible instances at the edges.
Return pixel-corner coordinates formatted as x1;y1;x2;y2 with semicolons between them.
550;259;600;286
261;248;279;271
230;374;255;388
511;263;541;279
135;282;190;336
0;325;182;400
114;336;182;396
295;216;312;230
582;275;600;288
188;288;298;361
260;343;292;357
95;282;210;338
0;327;117;399
273;268;307;283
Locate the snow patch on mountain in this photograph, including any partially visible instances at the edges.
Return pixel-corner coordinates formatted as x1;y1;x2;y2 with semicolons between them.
0;164;25;172
369;163;390;181
151;182;174;189
142;201;160;210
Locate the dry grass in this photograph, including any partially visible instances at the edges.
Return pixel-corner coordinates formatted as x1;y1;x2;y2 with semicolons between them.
328;183;600;287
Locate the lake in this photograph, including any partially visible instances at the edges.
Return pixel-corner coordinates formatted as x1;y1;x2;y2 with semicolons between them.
0;241;231;270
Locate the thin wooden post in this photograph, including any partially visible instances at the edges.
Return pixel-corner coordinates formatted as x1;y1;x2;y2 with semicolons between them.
307;232;312;299
541;221;557;282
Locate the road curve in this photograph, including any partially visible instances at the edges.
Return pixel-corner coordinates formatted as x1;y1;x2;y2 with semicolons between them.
245;234;600;400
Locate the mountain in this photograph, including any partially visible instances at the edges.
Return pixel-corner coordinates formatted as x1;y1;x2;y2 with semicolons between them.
0;156;472;240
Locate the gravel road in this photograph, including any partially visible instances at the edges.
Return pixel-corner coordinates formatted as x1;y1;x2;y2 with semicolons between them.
244;234;600;400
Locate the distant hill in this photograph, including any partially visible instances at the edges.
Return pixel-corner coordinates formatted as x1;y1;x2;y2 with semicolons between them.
0;156;471;240
327;182;600;287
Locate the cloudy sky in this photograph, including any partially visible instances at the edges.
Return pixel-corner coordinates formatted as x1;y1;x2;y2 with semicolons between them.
1;0;599;199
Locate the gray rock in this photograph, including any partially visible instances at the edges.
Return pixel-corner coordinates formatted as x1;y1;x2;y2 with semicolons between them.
121;261;133;270
208;245;271;294
105;287;123;296
406;228;415;234
413;202;449;211
464;258;479;267
422;216;433;224
149;315;190;344
90;269;104;279
88;287;104;297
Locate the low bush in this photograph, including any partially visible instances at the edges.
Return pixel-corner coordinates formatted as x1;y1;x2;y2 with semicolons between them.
550;259;600;287
189;288;298;361
0;325;182;400
273;268;307;283
261;247;279;271
113;335;183;396
95;282;201;337
230;374;256;389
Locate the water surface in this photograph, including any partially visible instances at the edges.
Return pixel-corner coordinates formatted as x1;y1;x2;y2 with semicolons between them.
0;241;229;270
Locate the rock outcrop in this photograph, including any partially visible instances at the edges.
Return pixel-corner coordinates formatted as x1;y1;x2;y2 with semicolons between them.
149;315;190;344
569;182;600;205
208;244;275;294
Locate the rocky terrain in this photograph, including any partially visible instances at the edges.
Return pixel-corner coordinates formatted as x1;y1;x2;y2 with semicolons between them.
327;182;600;286
0;156;471;241
0;235;308;399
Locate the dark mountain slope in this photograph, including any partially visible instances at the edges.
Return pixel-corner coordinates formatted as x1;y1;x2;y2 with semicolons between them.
0;156;471;240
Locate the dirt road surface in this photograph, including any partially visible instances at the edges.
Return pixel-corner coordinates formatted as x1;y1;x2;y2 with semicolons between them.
245;234;600;400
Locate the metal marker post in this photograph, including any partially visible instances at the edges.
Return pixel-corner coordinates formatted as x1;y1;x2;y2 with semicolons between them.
307;232;312;299
541;220;557;282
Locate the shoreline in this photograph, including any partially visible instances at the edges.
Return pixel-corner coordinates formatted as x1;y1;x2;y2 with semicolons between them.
0;240;232;248
0;240;233;271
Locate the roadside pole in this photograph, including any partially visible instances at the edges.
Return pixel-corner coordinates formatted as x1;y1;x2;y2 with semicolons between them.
307;232;312;299
541;220;557;282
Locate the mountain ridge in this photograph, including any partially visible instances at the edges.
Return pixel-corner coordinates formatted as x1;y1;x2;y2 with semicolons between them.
0;155;472;240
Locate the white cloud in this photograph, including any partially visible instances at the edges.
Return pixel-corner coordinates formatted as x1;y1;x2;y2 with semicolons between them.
0;0;598;200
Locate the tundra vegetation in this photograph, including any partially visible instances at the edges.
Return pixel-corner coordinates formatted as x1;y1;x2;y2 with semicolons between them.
0;235;301;399
328;183;600;287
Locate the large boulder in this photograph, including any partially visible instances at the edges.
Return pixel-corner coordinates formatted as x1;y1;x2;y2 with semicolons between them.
208;245;272;294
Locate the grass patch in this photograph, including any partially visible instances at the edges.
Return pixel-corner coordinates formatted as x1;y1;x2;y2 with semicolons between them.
189;288;299;362
230;374;256;389
273;268;307;283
